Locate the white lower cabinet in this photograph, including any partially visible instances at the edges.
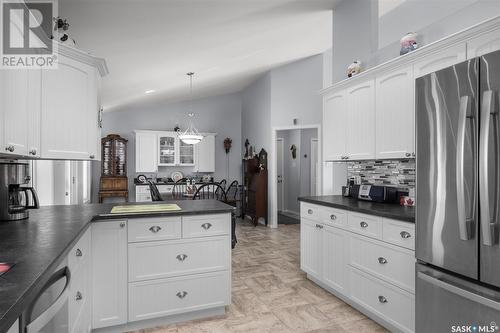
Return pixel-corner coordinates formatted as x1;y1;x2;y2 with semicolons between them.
300;202;415;332
129;271;230;322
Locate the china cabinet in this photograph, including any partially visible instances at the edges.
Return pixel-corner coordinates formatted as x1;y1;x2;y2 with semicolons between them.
99;134;128;203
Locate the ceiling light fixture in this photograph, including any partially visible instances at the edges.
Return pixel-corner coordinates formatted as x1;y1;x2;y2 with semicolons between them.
144;89;155;94
178;72;203;145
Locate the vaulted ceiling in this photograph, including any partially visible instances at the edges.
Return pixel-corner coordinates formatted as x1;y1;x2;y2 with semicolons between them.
60;0;337;111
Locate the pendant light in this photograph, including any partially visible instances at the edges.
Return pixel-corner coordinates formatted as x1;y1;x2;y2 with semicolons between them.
178;72;203;145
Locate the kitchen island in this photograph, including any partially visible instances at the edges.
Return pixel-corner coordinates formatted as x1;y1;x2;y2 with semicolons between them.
0;200;234;333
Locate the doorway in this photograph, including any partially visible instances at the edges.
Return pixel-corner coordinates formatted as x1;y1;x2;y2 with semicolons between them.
275;128;319;225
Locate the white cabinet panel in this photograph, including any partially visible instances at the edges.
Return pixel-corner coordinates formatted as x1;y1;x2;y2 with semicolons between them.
128;271;230;322
135;131;158;172
413;43;466;78
86;69;100;161
467;28;500;58
322;225;348;294
158;133;177;166
300;218;322;279
128;236;229;281
40;55;95;160
182;214;230;238
0;69;41;157
323;90;347;161
346;80;375;160
376;66;415;159
91;220;128;329
195;134;216;172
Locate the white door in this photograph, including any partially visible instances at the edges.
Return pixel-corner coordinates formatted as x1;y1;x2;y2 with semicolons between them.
136;132;158;172
276;138;284;212
92;220;128;329
300;219;322;279
346;80;375;160
322;225;348;295
376;66;415;159
40;55;93;160
323;90;347;161
310;139;318;196
195;134;215;172
0;69;41;156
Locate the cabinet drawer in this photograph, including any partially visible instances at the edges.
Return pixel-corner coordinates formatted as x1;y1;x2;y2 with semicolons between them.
382;218;415;250
128;236;230;282
128;271;230;322
349;267;414;333
182;214;230;238
348;212;382;239
300;202;324;221
68;228;91;274
323;207;347;228
128;216;181;242
135;185;150;194
350;235;415;293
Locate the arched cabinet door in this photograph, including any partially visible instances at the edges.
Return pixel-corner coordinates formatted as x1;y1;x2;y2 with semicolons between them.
323;90;347;161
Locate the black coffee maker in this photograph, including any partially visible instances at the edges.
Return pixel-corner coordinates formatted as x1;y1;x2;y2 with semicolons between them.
0;161;39;221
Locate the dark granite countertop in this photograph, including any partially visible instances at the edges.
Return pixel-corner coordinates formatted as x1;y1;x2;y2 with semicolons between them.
0;200;234;333
298;195;415;223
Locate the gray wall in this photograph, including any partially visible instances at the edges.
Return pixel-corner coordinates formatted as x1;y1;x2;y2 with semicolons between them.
332;0;500;83
94;92;242;202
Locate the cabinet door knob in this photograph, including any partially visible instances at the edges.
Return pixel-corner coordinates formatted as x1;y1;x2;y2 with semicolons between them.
405;152;411;157
29;149;37;156
5;145;14;152
176;254;188;262
119;222;126;228
378;295;388;303
176;291;188;299
149;225;162;233
330;214;337;220
360;221;368;228
315;224;323;229
75;248;83;257
400;231;411;239
307;209;313;215
378;257;388;264
75;291;83;301
201;223;212;230
412;152;416;157
89;154;95;159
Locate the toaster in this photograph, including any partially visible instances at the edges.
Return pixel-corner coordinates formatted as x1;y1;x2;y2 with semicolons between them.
349;184;400;203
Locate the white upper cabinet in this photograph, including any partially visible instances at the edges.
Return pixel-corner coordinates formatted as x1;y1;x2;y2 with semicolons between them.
467;28;500;58
376;66;415;159
413;43;466;78
346;79;375;160
323;90;347;161
178;139;195;166
136;131;158;173
158;133;177;166
195;134;216;173
0;69;41;157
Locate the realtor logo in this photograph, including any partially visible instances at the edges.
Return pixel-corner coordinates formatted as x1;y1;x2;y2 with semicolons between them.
1;0;57;68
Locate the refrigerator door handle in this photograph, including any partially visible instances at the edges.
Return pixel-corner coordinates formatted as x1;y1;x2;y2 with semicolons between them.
456;95;474;240
418;270;500;311
479;90;498;246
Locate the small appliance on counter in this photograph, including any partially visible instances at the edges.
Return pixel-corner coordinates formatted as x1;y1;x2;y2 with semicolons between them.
349;184;401;203
0;161;39;221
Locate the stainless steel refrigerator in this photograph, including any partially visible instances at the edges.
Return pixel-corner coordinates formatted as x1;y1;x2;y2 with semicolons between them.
416;49;500;331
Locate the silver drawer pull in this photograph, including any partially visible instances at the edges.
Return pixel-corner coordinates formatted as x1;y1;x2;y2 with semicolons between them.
308;209;313;215
176;291;188;299
149;225;162;233
75;248;83;257
315;224;323;229
75;291;83;301
360;221;368;228
378;257;388;264
400;231;411;239
120;222;126;228
330;214;337;220
201;223;212;230
176;254;188;262
378;295;388;304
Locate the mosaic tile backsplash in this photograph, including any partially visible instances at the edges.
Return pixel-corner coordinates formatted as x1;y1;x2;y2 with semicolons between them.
347;159;415;190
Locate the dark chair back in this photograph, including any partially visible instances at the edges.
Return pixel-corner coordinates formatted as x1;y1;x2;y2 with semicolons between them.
148;181;163;201
218;179;227;191
226;180;239;202
192;183;227;202
172;178;187;198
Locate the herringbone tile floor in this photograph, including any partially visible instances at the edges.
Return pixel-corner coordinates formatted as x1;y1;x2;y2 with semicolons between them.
129;220;387;333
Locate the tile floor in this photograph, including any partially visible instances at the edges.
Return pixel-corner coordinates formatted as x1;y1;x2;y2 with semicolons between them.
128;220;387;333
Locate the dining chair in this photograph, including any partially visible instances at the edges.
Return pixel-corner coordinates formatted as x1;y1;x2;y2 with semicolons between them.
172;178;187;199
148;181;163;201
192;183;227;201
218;179;227;191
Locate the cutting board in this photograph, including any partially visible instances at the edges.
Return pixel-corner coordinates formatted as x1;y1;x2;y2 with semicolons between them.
110;204;181;214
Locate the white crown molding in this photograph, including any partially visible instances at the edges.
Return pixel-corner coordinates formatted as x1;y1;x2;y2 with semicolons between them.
321;14;500;94
57;42;109;77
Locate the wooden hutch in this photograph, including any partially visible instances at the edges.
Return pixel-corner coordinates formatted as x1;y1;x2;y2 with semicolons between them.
242;149;268;226
99;134;128;203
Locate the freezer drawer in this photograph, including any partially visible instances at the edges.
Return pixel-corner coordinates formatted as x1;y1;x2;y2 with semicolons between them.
416;263;500;332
